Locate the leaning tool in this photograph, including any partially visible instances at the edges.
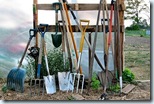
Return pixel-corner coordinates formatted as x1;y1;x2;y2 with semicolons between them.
65;0;105;71
68;20;90;94
77;20;90;73
7;29;37;92
30;24;48;96
43;41;56;94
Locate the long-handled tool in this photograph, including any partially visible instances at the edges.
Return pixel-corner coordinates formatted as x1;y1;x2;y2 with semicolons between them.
77;20;90;73
65;0;105;72
99;0;110;100
51;2;62;48
58;4;73;72
89;0;103;91
30;24;48;96
63;1;80;72
59;0;77;71
7;29;37;92
68;20;90;94
37;24;48;79
43;41;56;94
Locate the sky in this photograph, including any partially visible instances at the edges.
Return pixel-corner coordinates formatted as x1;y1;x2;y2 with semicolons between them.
0;0;151;29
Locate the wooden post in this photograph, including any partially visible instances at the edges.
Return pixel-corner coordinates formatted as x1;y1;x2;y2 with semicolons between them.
118;0;124;72
88;32;92;91
33;0;38;47
33;0;38;78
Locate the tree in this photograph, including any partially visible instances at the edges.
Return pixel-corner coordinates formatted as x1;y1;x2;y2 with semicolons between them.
124;0;149;26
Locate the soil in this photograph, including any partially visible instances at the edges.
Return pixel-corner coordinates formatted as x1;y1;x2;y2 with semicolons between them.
0;36;151;100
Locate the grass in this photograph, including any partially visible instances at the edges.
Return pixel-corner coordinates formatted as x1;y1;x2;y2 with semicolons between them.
124;30;150;80
125;51;150;68
125;30;150;38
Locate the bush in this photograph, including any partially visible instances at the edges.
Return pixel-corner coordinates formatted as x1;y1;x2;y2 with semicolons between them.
24;48;70;79
122;68;135;82
91;72;101;90
108;83;120;93
126;24;140;30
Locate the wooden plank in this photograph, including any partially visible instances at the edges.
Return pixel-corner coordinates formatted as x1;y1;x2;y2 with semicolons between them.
38;25;124;32
37;3;124;11
122;84;135;94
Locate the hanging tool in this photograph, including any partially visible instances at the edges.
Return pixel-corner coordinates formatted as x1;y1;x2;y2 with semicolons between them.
51;2;62;48
7;29;37;92
43;41;56;94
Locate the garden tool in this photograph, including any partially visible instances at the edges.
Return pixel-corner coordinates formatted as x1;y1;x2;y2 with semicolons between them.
67;73;85;94
58;71;73;91
29;24;48;96
43;41;56;94
37;24;48;78
108;0;114;47
63;1;80;72
59;0;77;71
67;20;89;94
58;3;73;72
99;0;109;100
51;2;62;48
76;20;90;73
7;29;37;92
88;0;103;92
64;0;105;71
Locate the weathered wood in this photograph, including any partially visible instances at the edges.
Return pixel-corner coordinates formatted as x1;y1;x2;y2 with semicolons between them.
119;0;124;71
38;25;124;32
37;3;124;11
33;0;38;47
122;84;135;94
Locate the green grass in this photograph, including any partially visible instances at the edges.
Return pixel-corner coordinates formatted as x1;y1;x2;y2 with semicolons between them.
125;30;150;38
125;51;150;67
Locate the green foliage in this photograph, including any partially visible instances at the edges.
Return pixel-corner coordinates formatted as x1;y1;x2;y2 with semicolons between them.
1;84;7;93
24;48;70;79
126;24;140;30
108;83;120;93
122;68;135;82
91;73;100;90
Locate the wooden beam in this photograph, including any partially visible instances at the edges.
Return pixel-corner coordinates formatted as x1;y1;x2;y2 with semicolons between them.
38;25;124;32
37;3;124;11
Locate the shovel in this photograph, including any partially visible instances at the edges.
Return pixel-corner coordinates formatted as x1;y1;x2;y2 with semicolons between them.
7;29;37;92
51;2;62;48
43;41;56;94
